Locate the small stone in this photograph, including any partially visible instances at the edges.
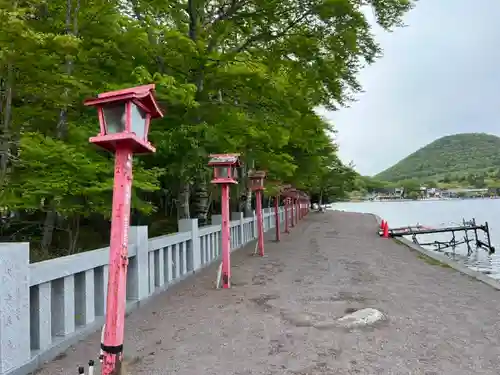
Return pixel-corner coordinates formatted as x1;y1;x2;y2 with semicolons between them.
337;308;385;328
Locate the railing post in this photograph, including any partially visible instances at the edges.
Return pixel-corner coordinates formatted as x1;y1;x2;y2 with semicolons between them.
212;214;222;225
0;243;30;375
178;219;200;271
127;226;149;301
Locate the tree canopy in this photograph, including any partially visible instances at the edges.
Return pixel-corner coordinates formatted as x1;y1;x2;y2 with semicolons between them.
0;0;415;260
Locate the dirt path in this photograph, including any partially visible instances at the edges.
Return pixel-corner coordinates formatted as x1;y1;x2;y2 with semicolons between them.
36;211;500;375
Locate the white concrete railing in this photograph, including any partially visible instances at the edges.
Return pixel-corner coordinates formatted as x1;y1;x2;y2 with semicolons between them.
0;208;287;375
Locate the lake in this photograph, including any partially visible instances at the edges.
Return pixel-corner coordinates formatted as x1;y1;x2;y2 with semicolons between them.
330;199;500;279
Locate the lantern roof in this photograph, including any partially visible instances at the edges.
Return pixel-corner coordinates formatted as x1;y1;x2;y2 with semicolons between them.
84;84;163;119
248;169;266;179
208;153;241;166
281;187;297;198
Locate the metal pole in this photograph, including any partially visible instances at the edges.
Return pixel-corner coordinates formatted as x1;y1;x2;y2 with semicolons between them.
472;218;479;246
256;190;265;256
221;184;231;288
101;148;133;375
290;199;295;227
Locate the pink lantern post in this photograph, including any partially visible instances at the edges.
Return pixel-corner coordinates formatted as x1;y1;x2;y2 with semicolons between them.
273;184;285;242
299;192;305;219
299;196;304;220
84;84;163;375
209;154;241;289
295;193;300;222
297;194;302;220
284;197;290;233
289;188;297;227
249;170;266;256
274;195;280;241
282;187;294;232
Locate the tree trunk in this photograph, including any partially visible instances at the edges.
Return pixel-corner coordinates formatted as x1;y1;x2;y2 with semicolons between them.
177;181;191;219
68;214;80;255
191;175;209;225
41;208;57;254
185;0;213;223
41;0;79;251
0;63;14;187
243;158;254;217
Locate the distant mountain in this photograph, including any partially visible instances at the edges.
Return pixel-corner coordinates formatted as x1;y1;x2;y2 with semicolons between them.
375;133;500;182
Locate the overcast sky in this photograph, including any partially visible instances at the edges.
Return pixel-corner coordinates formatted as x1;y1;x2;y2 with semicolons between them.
318;0;500;176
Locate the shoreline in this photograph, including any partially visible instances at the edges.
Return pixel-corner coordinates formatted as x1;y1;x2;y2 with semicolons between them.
372;213;500;291
344;196;500;203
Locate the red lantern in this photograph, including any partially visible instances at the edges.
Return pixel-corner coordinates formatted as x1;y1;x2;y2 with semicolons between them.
248;170;266;191
208;154;241;184
84;84;163;154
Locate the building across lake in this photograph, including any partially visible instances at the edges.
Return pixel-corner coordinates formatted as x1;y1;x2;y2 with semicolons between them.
368;187;498;201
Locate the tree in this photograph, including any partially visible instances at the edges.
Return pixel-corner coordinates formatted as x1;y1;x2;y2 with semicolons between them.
399;179;420;197
424;180;438;188
0;0;417;258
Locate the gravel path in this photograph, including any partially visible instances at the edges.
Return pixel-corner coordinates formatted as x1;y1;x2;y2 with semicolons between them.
35;211;500;375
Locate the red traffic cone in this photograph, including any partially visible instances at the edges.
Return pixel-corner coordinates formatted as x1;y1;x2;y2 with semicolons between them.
383;221;389;238
380;219;385;230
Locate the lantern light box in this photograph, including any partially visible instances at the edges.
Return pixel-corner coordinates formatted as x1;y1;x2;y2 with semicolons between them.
84;84;163;154
282;186;296;198
280;184;291;194
248;170;266;191
208;153;241;184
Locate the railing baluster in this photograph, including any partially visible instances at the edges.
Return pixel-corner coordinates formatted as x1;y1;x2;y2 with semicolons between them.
157;248;165;288
148;251;155;293
181;241;187;275
51;276;75;337
200;236;205;265
30;282;52;351
205;235;209;264
173;244;179;279
84;269;96;324
165;246;172;283
210;233;215;260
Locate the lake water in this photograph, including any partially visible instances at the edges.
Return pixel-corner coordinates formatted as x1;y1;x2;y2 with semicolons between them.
331;199;500;279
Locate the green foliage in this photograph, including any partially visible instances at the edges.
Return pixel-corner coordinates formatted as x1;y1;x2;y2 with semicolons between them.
376;133;500;183
0;0;416;258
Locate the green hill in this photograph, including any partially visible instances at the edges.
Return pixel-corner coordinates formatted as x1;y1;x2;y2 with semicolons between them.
375;133;500;182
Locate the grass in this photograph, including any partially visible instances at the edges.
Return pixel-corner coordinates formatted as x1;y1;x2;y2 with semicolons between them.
416;253;451;268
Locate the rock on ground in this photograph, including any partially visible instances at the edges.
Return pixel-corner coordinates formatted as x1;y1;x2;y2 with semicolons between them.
337;308;385;328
